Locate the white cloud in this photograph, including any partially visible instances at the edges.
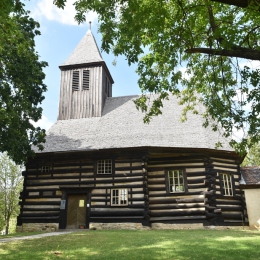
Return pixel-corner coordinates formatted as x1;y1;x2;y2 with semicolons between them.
32;0;98;26
32;115;54;131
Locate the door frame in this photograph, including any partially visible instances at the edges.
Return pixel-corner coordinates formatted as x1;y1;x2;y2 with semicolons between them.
59;187;92;229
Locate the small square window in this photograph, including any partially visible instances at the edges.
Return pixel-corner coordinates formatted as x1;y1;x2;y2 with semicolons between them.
79;200;85;207
111;189;128;206
168;170;185;193
97;160;112;174
220;173;233;196
41;166;50;172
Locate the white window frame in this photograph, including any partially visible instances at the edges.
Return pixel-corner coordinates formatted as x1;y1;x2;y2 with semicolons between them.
168;169;185;193
111;189;128;206
97;159;112;174
220;173;233;196
41;166;50;173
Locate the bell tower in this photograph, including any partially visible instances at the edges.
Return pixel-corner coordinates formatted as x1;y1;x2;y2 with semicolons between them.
58;29;114;120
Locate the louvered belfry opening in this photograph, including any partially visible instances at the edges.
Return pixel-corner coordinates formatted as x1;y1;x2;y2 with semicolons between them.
82;70;90;90
58;30;114;120
72;70;80;91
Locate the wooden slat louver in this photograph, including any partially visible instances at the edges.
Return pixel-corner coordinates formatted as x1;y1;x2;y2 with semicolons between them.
72;71;79;91
82;70;90;90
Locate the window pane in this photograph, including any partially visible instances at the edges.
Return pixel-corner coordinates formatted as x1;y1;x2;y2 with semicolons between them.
221;173;233;196
111;189;128;206
98;160;112;174
168;170;185;193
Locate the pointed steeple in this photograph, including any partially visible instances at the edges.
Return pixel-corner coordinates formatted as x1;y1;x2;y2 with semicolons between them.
58;30;114;120
61;30;103;66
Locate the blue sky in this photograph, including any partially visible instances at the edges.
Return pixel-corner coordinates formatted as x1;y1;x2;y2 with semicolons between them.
25;0;141;130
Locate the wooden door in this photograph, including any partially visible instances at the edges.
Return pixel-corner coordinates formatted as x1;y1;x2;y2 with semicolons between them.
66;194;87;229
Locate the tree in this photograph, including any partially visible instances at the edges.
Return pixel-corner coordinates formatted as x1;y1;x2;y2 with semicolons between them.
55;0;260;154
0;153;23;234
0;0;47;164
241;142;260;166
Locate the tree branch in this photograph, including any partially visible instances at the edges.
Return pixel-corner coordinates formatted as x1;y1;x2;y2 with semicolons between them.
185;47;260;60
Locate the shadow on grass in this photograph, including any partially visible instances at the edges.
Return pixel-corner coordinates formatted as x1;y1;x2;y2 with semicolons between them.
0;229;260;260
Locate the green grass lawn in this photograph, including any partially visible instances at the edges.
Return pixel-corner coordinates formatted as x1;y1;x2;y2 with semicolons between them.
0;229;259;260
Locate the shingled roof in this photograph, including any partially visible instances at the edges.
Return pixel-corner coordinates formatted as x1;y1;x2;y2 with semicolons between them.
61;30;103;66
240;167;260;186
39;94;234;154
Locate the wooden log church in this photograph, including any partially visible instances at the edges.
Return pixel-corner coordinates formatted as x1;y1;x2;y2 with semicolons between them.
17;30;248;231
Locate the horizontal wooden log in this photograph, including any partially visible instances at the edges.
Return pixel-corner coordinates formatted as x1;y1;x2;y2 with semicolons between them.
21;207;60;212
212;164;238;170
148;165;207;172
23;195;62;200
19;217;59;223
20;212;60;217
149;197;205;205
215;194;243;201
150;216;207;222
91;204;145;209
115;159;143;164
148;179;165;185
187;178;206;185
19;201;61;206
215;200;242;206
90;210;144;217
222;213;244;220
89;217;143;223
115;165;142;171
150;210;205;217
219;205;243;211
148;186;167;192
26;177;144;187
149;203;204;210
187;183;206;189
27;173;144;181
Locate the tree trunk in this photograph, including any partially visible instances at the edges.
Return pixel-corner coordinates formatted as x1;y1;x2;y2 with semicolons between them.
5;218;9;235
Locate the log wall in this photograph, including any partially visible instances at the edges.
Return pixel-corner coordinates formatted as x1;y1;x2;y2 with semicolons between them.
17;153;146;227
17;151;248;229
147;156;208;224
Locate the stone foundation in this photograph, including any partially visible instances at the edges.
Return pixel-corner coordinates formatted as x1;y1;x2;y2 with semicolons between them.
151;223;204;229
89;222;150;230
16;222;249;232
16;223;59;232
90;222;249;230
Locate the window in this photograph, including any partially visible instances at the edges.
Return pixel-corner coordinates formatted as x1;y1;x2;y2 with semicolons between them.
41;166;50;172
111;189;128;206
168;170;185;193
220;173;233;196
82;70;90;90
97;159;112;174
72;70;80;91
